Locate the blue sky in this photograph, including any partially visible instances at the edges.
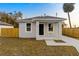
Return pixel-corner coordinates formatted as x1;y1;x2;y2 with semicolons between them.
0;3;79;27
0;3;63;17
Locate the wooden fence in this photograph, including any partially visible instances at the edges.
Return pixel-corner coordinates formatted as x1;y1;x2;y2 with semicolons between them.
62;28;79;38
1;28;79;38
1;28;19;37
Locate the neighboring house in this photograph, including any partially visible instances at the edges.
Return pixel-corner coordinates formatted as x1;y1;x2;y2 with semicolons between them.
0;21;14;36
17;16;66;40
0;21;14;28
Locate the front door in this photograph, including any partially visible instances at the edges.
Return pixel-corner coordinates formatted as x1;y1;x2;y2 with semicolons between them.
39;24;44;35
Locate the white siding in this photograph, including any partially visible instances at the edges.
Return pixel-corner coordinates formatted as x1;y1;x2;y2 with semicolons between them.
19;22;36;38
36;22;62;40
19;21;62;39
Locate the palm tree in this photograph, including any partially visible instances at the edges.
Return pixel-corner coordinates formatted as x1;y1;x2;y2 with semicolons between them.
63;3;75;28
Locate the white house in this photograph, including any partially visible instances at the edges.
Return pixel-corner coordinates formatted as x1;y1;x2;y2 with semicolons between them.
17;16;66;40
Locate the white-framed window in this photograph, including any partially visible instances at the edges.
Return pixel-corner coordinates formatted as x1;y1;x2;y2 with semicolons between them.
26;23;31;31
48;23;53;31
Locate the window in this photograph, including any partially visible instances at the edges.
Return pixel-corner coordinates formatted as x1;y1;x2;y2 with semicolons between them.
48;23;53;31
26;23;31;31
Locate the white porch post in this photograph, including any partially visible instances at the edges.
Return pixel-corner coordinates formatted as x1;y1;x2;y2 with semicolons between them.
58;22;62;35
36;21;39;40
58;22;62;39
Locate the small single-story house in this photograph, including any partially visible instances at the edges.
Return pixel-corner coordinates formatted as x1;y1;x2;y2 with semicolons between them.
17;16;66;40
0;21;14;36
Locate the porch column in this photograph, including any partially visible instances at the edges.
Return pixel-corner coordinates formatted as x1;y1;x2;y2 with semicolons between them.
36;21;39;39
58;22;62;35
57;22;62;39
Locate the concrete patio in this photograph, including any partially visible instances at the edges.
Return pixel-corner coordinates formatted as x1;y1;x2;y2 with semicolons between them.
45;35;79;53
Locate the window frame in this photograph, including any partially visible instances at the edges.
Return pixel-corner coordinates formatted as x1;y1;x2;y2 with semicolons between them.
26;23;31;32
48;23;53;32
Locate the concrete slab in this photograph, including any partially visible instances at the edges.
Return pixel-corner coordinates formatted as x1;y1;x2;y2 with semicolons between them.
45;39;72;46
45;36;79;53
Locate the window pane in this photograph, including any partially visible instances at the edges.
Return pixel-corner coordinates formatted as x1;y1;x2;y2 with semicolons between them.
48;24;53;31
27;23;31;27
26;23;31;31
27;28;31;31
49;24;51;28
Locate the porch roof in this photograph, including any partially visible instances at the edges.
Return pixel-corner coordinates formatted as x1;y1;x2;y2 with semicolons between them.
16;16;66;23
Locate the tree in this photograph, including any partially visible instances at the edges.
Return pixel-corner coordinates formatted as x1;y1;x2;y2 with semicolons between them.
14;11;22;20
8;11;22;20
63;3;75;28
0;11;23;28
0;12;9;23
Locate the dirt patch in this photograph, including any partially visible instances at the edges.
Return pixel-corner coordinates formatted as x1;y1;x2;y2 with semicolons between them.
54;40;65;43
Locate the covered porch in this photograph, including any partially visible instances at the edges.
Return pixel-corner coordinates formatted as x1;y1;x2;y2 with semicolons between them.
35;20;62;40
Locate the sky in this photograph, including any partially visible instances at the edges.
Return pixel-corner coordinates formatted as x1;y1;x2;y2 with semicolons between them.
0;3;79;27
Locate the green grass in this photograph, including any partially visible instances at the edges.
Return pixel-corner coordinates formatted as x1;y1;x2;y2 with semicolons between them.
54;40;65;43
0;37;79;56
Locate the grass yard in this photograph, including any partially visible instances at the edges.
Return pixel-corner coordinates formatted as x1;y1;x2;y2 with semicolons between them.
0;37;79;56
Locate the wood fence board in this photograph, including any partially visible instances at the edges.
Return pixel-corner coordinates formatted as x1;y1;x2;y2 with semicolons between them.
1;28;19;37
62;28;79;38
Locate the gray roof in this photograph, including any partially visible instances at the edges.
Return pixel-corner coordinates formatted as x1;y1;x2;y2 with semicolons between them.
16;16;66;23
23;16;66;20
0;21;13;26
32;16;66;19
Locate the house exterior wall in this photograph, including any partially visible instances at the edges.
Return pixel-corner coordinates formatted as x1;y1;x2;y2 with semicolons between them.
36;22;62;40
19;21;62;40
19;22;36;38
